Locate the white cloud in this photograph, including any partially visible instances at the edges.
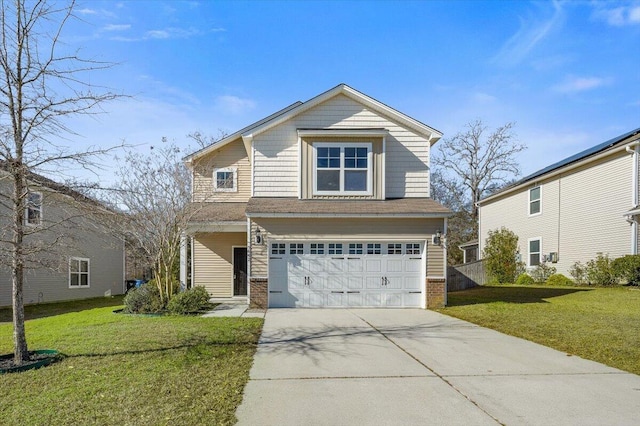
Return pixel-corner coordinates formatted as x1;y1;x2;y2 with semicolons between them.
215;95;257;115
103;24;131;32
146;30;170;39
592;4;640;26
553;76;611;93
77;8;97;15
492;1;564;66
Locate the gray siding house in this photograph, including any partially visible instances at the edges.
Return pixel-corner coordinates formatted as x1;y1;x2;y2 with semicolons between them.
478;128;640;277
0;168;125;306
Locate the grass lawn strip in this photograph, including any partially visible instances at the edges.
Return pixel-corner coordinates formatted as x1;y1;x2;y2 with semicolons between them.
439;285;640;376
0;297;263;426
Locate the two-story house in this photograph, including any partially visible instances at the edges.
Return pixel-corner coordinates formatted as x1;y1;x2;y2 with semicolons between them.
478;127;640;277
183;84;451;309
0;166;125;307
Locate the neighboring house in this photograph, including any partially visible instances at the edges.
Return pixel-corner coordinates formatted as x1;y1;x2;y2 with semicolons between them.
0;166;125;307
458;239;478;264
478;128;640;277
182;84;451;309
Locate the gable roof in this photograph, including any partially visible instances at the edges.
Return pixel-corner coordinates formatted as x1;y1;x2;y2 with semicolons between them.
184;84;442;164
479;127;640;205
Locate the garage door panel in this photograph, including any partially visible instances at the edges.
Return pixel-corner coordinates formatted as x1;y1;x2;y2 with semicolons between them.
386;259;403;272
364;292;382;307
347;292;363;307
346;258;363;272
327;292;344;306
366;276;382;289
404;276;421;290
384;293;403;307
365;259;382;273
347;276;363;289
405;259;421;272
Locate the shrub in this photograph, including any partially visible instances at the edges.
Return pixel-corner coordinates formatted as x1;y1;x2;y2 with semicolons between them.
546;273;574;287
167;286;211;315
586;253;619;286
515;273;535;286
611;255;640;286
530;261;557;283
483;227;523;283
123;282;165;314
569;261;588;285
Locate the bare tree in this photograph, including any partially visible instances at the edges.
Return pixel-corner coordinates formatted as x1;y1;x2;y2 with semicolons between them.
0;0;120;365
432;120;526;264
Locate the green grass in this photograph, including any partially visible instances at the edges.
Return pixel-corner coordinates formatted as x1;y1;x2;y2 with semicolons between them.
0;297;263;425
440;285;640;375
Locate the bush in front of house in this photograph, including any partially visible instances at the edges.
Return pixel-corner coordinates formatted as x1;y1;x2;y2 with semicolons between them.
530;262;557;283
545;273;574;287
167;286;211;315
123;282;165;314
569;261;588;285
611;254;640;286
483;227;523;283
515;273;535;286
586;253;618;286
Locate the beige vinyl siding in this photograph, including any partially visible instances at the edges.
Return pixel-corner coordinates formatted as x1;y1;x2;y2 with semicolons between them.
479;152;633;277
249;217;445;277
253;94;430;198
300;137;384;199
192;139;251;202
0;179;124;307
193;232;246;297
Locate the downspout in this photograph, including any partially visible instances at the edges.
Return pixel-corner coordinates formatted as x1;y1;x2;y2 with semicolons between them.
625;141;640;254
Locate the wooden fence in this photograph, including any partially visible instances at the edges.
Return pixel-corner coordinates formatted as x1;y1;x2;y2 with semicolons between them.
447;260;488;292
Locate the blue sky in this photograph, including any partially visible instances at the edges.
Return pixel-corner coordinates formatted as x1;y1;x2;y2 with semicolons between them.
60;0;639;181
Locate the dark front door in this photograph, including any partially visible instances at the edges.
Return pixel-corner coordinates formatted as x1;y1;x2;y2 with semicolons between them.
233;247;248;296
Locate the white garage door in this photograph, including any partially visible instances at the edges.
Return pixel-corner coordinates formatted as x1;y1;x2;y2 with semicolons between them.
268;241;424;308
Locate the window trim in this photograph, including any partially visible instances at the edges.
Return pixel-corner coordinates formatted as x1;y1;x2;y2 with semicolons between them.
528;186;541;216
69;257;90;288
312;142;373;196
213;167;237;192
25;191;43;226
527;237;542;267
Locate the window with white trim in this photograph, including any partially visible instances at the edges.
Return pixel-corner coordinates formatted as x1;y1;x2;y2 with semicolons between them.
406;243;420;255
528;238;541;267
314;143;372;195
348;243;363;255
328;243;343;255
310;243;325;254
388;243;403;255
213;168;237;192
69;257;90;288
25;192;42;226
271;243;285;255
367;243;381;254
529;186;541;215
289;243;303;254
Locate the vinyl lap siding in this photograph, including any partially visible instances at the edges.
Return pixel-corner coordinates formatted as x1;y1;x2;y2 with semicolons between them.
253;94;431;198
193;232;246;297
192;139;251;202
479;152;633;276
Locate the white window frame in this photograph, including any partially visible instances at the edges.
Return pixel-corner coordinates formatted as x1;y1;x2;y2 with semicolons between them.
527;237;542;267
313;142;373;196
213;167;237;192
529;186;541;216
69;257;90;288
25;191;43;226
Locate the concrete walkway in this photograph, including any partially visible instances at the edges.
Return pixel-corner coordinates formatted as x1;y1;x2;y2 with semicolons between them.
236;309;640;425
202;303;265;318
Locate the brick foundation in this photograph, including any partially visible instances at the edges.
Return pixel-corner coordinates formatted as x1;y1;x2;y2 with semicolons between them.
249;278;268;309
426;277;446;309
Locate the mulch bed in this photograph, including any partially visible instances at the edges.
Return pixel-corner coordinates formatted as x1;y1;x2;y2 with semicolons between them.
0;350;60;373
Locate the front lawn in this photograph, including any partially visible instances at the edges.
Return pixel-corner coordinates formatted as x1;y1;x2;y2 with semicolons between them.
440;285;640;375
0;297;263;425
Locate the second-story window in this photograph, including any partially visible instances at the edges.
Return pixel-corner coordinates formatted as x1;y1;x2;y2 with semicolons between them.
214;168;237;192
529;186;541;215
25;191;42;226
314;143;372;195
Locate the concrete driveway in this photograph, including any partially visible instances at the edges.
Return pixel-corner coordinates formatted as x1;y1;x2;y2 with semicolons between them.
236;309;640;425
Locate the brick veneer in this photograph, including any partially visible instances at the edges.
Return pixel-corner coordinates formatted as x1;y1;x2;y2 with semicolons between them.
426;277;446;309
249;278;268;309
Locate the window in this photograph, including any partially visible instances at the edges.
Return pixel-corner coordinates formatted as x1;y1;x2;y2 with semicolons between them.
348;243;363;255
69;257;90;288
310;243;325;254
528;238;541;267
328;243;343;255
271;243;285;255
314;143;372;195
387;243;403;255
289;243;303;255
406;243;420;255
213;168;237;192
529;186;541;215
25;192;42;225
367;243;381;254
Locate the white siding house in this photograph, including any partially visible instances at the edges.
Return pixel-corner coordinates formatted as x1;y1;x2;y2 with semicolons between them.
478;128;640;277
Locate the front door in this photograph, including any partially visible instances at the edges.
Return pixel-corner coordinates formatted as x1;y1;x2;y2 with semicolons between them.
233;247;248;296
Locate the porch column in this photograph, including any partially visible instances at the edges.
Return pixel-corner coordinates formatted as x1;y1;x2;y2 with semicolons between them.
179;233;188;289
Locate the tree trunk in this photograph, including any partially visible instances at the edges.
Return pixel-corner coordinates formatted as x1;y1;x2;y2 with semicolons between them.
12;168;29;364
